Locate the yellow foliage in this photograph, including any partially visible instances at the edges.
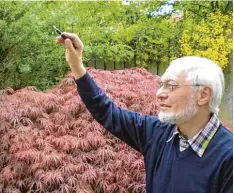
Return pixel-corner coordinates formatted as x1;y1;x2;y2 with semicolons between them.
180;11;233;70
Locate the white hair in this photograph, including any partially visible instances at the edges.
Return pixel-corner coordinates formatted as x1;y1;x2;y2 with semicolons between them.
162;56;225;115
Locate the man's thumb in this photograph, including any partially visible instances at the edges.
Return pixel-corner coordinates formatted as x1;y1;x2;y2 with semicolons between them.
65;39;74;51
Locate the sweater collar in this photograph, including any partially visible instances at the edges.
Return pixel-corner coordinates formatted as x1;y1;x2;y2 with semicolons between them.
167;114;220;157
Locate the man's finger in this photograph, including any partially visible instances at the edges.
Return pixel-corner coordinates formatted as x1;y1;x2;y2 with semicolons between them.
56;36;65;44
62;32;83;49
65;38;75;52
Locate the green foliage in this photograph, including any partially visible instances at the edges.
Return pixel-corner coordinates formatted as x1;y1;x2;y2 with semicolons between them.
178;6;232;69
0;2;67;90
0;1;232;90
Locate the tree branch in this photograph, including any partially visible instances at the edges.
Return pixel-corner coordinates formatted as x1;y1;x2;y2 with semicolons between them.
194;2;210;10
187;8;206;19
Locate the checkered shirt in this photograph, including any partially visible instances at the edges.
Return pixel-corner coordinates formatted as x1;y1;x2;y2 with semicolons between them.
166;114;220;157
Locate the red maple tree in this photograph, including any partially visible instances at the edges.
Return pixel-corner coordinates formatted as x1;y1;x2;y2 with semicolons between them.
0;68;161;193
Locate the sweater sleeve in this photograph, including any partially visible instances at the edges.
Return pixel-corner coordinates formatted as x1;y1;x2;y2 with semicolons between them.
74;72;163;153
220;154;233;193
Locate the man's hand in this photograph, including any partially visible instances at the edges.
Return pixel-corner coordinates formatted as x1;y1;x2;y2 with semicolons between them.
56;32;86;79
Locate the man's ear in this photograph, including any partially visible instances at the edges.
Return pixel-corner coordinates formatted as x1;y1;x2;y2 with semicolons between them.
197;86;212;106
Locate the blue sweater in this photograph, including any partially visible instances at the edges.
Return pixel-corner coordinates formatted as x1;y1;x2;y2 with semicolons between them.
75;72;233;193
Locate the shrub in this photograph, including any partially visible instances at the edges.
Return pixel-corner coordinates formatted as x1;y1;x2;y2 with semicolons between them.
0;67;161;193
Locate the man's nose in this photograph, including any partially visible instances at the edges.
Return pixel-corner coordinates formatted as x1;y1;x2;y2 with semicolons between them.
156;87;169;99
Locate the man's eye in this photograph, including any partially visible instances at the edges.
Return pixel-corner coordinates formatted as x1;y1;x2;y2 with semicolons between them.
168;84;174;90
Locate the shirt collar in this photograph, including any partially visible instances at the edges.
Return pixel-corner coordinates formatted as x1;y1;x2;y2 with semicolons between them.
167;114;220;157
167;127;179;143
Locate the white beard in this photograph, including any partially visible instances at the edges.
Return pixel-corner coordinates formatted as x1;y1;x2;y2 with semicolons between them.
158;95;198;125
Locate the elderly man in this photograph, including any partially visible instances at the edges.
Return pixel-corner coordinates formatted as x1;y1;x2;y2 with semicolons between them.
56;33;233;193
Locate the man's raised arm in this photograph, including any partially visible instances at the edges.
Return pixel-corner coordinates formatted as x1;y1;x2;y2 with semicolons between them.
56;33;164;153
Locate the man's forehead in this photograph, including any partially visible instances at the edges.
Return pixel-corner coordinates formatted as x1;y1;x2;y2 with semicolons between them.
160;77;177;82
161;71;187;82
